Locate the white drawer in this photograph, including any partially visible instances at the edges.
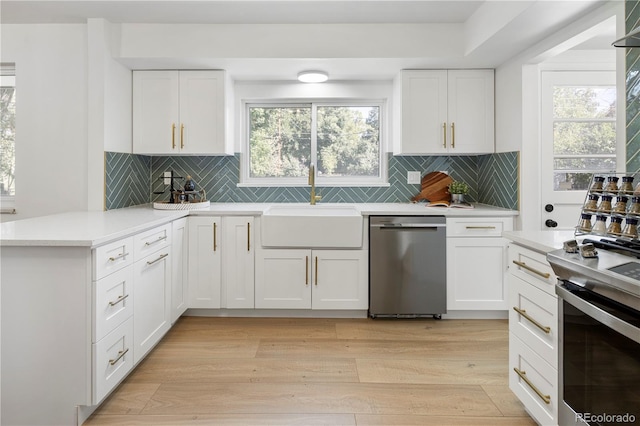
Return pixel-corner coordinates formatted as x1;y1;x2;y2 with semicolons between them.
93;237;134;280
133;223;171;260
509;332;558;426
93;316;134;404
94;266;134;342
446;217;513;237
509;274;558;368
508;243;557;297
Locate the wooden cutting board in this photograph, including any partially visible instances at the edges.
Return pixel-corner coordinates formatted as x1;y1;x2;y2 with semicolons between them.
411;171;453;202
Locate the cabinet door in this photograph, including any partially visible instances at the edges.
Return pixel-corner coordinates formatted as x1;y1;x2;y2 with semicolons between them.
223;216;255;309
311;250;368;310
255;249;311;309
394;70;448;155
171;218;188;323
446;237;509;310
447;69;494;154
179;71;229;154
133;248;171;364
188;217;221;308
132;71;179;155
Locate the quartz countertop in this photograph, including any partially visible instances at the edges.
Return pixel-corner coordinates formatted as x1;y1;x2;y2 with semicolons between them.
502;230;576;254
1;202;518;248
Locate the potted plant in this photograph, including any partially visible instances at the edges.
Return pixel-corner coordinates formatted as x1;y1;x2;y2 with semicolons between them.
448;180;469;203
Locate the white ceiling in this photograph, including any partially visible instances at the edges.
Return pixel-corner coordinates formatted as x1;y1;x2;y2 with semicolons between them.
0;0;619;79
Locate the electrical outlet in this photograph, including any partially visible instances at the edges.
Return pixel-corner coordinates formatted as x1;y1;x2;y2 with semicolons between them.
407;171;421;184
163;171;172;185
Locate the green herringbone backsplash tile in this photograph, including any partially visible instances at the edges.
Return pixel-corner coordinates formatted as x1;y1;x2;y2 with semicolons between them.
105;152;519;210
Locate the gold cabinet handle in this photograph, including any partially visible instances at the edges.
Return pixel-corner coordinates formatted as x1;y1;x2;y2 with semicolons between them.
109;348;129;366
442;122;447;148
180;123;185;149
171;123;176;149
145;235;167;246
513;307;551;334
213;222;217;251
247;222;251;251
513;368;551;404
108;294;130;307
108;252;129;262
305;256;309;285
146;253;168;265
315;256;318;286
451;122;455;148
465;226;496;230
512;260;551;279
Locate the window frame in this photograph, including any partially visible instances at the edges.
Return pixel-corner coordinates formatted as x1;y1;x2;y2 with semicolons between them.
0;64;16;208
241;99;387;187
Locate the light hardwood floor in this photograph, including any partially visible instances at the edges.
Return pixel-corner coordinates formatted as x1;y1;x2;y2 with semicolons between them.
85;317;535;425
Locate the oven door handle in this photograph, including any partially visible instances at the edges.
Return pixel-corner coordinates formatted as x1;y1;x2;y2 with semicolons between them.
557;284;640;344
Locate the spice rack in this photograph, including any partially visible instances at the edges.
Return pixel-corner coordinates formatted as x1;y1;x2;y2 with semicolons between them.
576;173;640;240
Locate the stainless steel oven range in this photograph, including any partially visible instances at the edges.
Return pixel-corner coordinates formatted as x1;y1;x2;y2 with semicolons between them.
548;237;640;426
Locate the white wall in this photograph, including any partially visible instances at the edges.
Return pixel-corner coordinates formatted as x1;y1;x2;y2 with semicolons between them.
1;24;88;221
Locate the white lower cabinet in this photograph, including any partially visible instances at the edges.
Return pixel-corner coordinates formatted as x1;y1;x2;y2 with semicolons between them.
255;249;368;310
446;217;513;310
171;218;188;322
132;246;172;364
222;216;255;308
188;216;222;308
93;317;134;403
507;242;559;426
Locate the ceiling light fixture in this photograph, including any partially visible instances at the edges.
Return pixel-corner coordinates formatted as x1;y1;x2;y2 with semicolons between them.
297;70;329;83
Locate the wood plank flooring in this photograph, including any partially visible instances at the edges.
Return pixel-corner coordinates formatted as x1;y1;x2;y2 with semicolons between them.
85;317;535;426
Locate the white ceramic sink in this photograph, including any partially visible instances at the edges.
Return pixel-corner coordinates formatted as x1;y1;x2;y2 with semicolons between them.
261;204;363;247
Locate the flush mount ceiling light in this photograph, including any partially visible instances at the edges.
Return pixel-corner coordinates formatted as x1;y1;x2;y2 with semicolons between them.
297;70;329;83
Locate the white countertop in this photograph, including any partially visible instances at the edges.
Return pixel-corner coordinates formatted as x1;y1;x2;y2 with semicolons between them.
502;230;576;254
1;202;518;248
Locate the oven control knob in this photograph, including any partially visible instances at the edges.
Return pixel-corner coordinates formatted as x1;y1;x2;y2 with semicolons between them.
545;219;558;228
545;204;554;212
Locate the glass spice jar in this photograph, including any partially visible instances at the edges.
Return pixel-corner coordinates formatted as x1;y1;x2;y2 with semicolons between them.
591;176;605;192
597;194;613;212
621;176;635;193
604;176;619;192
592;215;608;234
630;197;640;215
607;216;623;235
578;213;592;232
622;217;639;239
584;194;599;211
613;196;629;214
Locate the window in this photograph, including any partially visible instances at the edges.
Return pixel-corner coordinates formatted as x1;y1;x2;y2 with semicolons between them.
1;65;16;199
544;74;617;192
245;101;383;186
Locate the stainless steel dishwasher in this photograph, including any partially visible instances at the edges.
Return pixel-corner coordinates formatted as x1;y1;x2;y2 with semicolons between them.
369;215;446;319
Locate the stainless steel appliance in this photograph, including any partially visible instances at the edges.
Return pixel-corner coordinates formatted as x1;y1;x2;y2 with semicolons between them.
548;238;640;426
368;215;446;319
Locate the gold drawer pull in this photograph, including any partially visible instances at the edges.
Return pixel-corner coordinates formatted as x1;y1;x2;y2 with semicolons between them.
108;294;130;307
305;256;309;285
512;260;551;279
145;235;167;246
442;122;447;148
213;222;218;251
451;122;455;148
514;368;551;404
247;222;251;251
465;226;496;229
180;123;185;149
315;256;318;286
109;348;129;366
513;307;551;334
171;123;176;149
146;253;168;265
108;252;129;262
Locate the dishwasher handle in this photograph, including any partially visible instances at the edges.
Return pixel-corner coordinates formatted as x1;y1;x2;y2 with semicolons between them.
371;223;446;229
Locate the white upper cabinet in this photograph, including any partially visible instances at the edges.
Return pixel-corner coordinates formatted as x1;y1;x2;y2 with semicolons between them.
133;70;233;155
393;69;494;155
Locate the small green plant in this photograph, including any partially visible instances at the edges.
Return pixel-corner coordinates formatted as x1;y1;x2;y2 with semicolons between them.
448;181;469;195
